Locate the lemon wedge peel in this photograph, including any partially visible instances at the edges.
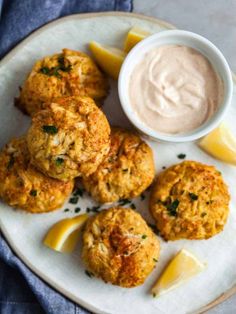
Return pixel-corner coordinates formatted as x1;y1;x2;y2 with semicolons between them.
43;214;88;253
199;123;236;165
89;41;126;80
151;249;206;298
124;26;151;53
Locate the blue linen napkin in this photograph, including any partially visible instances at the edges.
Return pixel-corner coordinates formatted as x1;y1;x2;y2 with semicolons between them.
0;1;132;313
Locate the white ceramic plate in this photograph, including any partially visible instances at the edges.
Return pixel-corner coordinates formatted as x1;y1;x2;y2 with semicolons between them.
0;12;236;314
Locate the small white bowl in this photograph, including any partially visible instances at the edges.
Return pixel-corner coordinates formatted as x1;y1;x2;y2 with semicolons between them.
118;30;233;143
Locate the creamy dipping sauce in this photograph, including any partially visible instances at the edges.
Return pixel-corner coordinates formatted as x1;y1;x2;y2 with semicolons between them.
129;45;224;134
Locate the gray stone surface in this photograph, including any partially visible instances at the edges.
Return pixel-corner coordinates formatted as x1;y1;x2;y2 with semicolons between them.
133;1;236;313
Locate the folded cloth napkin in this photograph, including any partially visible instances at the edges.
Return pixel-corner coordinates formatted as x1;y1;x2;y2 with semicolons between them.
0;1;132;313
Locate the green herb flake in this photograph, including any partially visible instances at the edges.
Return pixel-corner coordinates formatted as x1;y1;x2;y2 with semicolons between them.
130;203;136;210
152;293;156;298
90;206;100;213
153;258;158;262
30;189;37;197
177;153;186;159
189;193;198;201
42;125;58;134
64;208;70;212
40;67;50;75
69;196;79;204
140;193;145;201
86;207;91;213
85;270;93;278
74;207;81;213
201;212;207;218
122;169;128;172
7;155;15;170
162;166;166;170
142;234;147;239
55;157;64;166
118;198;132;206
73;188;84;197
40;57;71;78
165;199;179;216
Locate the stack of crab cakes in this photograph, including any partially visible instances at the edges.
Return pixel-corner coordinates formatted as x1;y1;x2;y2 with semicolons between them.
0;49;111;213
1;48;156;216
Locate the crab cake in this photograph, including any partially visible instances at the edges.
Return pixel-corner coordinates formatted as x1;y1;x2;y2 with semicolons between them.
0;137;74;213
82;127;155;203
149;161;230;240
82;207;160;287
27;96;110;181
16;48;109;116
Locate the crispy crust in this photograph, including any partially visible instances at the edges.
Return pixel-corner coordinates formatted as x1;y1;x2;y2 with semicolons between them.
16;48;109;116
82;127;155;203
82;207;160;287
0;137;74;213
27;96;111;181
149;161;230;240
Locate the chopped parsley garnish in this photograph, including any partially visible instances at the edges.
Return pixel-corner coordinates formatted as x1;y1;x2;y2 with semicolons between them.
189;193;198;201
118;198;131;206
140;193;145;201
152;293;156;298
73;187;84;197
90;206;100;213
142;234;147;239
130;203;136;210
40;67;50;75
58;56;72;72
165;199;179;216
55;157;64;166
64;208;70;212
122;169;128;172
74;207;81;213
42;125;58;134
177;153;186;159
85;206;100;213
85;270;93;278
69;196;78;204
201;212;207;218
30;189;37;197
153;258;158;262
7;155;15;170
40;56;71;78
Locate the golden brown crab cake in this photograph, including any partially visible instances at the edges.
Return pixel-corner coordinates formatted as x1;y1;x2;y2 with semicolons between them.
16;48;109;115
26;96;111;181
149;161;230;240
0;137;74;213
82;207;160;287
82;127;155;203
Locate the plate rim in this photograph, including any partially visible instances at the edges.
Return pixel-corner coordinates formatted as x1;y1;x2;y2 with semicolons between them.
0;11;235;314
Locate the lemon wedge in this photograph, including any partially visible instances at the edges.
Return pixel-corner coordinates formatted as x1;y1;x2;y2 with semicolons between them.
151;249;205;297
199;123;236;165
43;214;88;253
124;26;150;53
89;41;126;80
